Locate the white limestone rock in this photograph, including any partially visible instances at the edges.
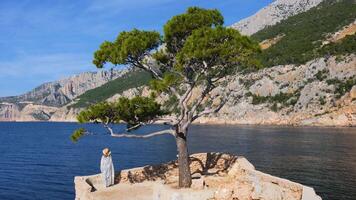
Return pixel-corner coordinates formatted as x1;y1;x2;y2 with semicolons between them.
230;0;323;35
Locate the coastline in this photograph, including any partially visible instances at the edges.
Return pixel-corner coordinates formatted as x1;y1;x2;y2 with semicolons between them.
74;153;322;200
1;119;355;128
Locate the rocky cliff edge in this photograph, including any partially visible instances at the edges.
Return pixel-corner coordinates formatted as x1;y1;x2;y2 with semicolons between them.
74;153;321;200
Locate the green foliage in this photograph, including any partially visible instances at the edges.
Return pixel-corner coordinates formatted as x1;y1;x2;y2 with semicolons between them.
163;95;180;114
115;96;166;127
77;96;165;128
71;128;86;143
73;8;261;187
270;103;279;112
72;96;165;142
249;94;268;105
273;93;299;105
149;72;182;93
336;78;356;98
86;6;259;134
239;78;255;89
77;101;120;124
252;0;356;67
71;70;151;108
152;49;170;66
163;7;224;54
327;77;356;98
93;29;161;68
177;26;261;75
90;6;259;118
249;92;300;108
319;96;326;105
319;34;356;56
326;78;341;85
315;69;329;81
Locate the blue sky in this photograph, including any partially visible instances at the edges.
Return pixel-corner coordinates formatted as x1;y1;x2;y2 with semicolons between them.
0;0;273;97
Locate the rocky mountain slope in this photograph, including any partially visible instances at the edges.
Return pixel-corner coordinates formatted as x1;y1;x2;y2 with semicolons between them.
105;55;356;126
231;0;323;35
0;69;128;121
200;55;356;126
251;0;356;67
0;0;355;126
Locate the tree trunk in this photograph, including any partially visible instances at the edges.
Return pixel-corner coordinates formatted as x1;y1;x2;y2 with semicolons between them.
175;131;192;188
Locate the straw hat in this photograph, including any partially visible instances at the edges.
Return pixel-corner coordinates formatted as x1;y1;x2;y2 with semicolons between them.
102;148;111;157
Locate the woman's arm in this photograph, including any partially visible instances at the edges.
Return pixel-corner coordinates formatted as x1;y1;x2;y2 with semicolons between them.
100;156;104;172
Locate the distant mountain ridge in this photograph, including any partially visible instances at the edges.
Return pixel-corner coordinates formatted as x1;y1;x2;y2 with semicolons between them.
0;69;127;107
0;69;129;121
231;0;324;35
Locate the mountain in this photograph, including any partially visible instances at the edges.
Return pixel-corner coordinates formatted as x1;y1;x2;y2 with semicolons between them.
68;0;355;126
0;69;127;107
0;69;128;121
251;0;356;67
97;54;356;126
231;0;323;35
1;0;355;125
70;70;151;108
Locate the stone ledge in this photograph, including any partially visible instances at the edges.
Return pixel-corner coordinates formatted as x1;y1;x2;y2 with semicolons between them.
74;152;322;200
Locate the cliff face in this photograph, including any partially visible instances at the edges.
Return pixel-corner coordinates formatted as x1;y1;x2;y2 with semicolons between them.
2;55;354;125
1;0;354;125
230;0;323;35
197;55;356;126
0;69;128;121
111;55;356;127
0;103;58;121
0;69;126;107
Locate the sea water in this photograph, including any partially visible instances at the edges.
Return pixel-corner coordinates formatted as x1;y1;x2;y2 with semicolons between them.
0;122;355;200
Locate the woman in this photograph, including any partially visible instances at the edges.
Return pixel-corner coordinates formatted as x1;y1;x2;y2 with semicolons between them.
100;148;115;187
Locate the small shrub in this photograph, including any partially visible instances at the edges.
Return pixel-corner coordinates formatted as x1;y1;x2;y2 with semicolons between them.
319;96;326;105
315;69;329;81
326;78;341;85
250;91;300;108
245;91;253;97
240;79;255;89
252;95;269;105
335;78;356;98
270;103;279;112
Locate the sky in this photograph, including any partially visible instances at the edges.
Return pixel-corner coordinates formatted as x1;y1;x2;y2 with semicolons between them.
0;0;273;97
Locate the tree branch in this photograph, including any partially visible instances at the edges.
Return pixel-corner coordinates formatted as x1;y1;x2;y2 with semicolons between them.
112;129;176;138
150;117;179;125
191;98;227;121
191;80;240;122
134;59;182;100
189;81;213;117
103;123;175;139
126;123;143;131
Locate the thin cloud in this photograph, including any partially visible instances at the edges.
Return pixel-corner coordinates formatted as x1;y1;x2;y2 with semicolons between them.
0;53;93;79
0;0;273;96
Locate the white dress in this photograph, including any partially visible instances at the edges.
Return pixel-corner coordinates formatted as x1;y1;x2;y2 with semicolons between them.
100;155;115;187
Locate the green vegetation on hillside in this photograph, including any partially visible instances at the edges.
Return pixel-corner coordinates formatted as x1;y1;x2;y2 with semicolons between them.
69;1;356;109
326;76;356;98
319;34;356;56
246;91;300;111
71;70;151;108
252;0;356;67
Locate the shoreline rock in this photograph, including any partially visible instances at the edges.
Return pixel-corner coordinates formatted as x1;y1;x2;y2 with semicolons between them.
74;153;322;200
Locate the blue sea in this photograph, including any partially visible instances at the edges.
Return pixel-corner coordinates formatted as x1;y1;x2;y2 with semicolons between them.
0;122;356;200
